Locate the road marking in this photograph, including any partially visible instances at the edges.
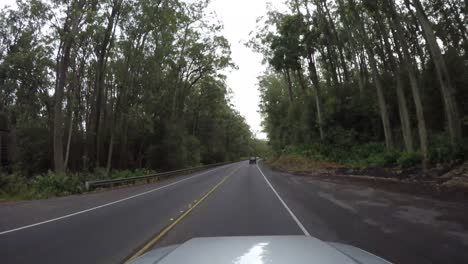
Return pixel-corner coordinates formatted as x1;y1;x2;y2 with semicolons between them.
256;164;311;236
125;165;242;263
0;164;236;236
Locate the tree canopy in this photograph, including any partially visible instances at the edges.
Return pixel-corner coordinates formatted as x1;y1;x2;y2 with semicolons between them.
251;0;467;168
0;0;256;176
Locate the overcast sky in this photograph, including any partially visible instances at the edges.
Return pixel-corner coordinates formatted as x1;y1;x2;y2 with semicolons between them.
0;0;285;139
206;0;286;139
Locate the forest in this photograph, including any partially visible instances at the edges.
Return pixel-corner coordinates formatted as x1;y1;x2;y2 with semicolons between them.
251;0;467;170
0;0;258;198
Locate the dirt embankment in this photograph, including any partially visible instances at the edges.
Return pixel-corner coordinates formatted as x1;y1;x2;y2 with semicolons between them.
266;155;468;201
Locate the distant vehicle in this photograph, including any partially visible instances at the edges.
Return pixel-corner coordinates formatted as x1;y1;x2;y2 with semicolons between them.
129;236;392;264
249;157;257;164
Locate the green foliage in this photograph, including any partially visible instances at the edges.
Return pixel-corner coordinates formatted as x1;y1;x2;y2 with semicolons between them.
0;173;31;200
364;150;401;166
0;0;255;179
280;141;434;169
0;168;159;201
32;172;83;198
397;152;422;168
14;123;51;176
428;135;468;163
252;0;467;173
0;172;82;200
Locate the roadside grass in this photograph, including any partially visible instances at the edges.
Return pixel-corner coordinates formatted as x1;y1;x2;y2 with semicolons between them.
0;168;157;202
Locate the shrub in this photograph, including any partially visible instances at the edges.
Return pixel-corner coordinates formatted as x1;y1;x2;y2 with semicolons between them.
15;124;51;177
429;135;468;163
397;152;422;168
110;169;133;179
361;150;399;167
0;173;32;199
324;127;358;149
110;168;156;179
350;143;386;159
1;168;158;201
339;143;399;167
32;172;83;198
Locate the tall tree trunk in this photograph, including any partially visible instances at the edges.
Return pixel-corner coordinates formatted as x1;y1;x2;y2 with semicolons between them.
336;0;364;96
357;53;367;98
325;46;341;110
313;0;342;102
389;0;429;169
92;0;122;168
106;83;116;175
106;131;114;175
371;63;393;149
410;0;461;145
350;0;393;148
171;24;190;119
118;33;148;170
318;0;349;82
307;52;325;141
395;73;413;151
300;0;325;140
295;68;307;92
54;37;73;173
64;111;73;170
375;9;414;151
284;69;294;102
119;115;128;169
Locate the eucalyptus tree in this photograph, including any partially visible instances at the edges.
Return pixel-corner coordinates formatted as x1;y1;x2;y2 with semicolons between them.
253;0;467;169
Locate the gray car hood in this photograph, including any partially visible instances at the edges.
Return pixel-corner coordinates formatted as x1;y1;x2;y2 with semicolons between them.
130;236;392;264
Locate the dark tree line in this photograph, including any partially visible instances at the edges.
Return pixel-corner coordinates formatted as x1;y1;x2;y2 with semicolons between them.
0;0;255;177
251;0;467;168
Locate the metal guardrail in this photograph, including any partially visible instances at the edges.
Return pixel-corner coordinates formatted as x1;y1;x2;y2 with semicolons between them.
85;161;233;191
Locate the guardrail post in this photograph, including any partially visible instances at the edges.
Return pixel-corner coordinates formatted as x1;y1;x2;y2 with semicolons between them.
85;181;90;191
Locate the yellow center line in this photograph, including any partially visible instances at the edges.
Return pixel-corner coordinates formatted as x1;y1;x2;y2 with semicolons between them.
125;165;242;263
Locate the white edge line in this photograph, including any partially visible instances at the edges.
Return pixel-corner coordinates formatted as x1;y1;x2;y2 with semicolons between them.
0;164;233;236
256;164;311;236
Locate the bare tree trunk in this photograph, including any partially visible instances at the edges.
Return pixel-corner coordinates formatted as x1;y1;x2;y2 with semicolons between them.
54;39;72;173
64;111;73;170
172;24;190;119
357;53;367;98
375;10;414;151
299;0;325;140
105;82;116;175
350;0;393;148
295;68;307;92
389;0;429;169
395;73;413;151
307;52;325;141
284;69;294;102
92;0;122;168
371;63;393;149
119;116;128;169
325;47;341;107
410;0;461;145
318;0;349;82
106;131;114;175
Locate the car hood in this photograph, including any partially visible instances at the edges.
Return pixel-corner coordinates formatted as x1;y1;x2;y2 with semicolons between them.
129;236;392;264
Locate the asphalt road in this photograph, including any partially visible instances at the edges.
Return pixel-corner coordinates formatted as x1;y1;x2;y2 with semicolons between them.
1;161;467;263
